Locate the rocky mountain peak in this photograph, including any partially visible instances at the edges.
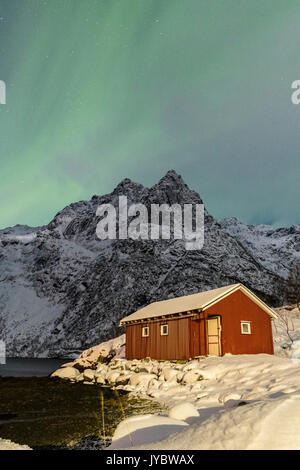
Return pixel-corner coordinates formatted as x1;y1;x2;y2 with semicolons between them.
156;169;187;188
112;177;145;197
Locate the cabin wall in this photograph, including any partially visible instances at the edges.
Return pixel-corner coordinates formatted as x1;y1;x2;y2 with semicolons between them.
205;289;274;355
125;317;190;360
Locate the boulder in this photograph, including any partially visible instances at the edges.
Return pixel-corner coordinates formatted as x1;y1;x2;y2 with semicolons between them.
106;370;121;384
83;369;95;382
76;373;84;383
75;334;126;367
129;373;157;387
96;364;108;374
51;367;80;380
115;374;132;386
182;370;202;385
94;372;106;384
161;367;178;382
148;378;159;390
136;365;153;374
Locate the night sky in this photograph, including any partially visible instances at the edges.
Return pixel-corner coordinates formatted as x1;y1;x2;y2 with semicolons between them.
0;0;299;229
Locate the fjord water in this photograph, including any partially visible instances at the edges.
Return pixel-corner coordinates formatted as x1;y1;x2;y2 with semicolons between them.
0;358;69;377
0;359;161;449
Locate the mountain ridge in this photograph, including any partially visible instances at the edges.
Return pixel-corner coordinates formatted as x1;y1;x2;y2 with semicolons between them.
0;170;297;357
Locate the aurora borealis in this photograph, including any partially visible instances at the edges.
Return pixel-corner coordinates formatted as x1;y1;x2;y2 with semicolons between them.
0;0;299;229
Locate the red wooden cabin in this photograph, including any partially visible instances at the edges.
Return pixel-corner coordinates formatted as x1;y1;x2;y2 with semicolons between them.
120;284;277;360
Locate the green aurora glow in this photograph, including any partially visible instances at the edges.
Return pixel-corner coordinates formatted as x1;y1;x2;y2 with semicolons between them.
0;0;299;228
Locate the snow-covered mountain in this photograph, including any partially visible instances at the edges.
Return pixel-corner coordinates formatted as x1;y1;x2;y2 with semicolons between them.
0;170;292;357
219;217;300;279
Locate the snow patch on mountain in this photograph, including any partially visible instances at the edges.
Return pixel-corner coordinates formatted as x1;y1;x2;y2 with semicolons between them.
219;217;300;278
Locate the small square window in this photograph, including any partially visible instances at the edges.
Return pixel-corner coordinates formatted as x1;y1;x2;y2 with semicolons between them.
241;321;251;335
160;324;168;336
142;326;149;337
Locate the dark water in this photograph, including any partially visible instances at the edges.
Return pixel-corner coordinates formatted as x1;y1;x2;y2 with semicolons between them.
0;359;162;449
0;358;70;377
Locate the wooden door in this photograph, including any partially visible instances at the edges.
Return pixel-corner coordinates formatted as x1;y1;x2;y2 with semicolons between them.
206;317;221;356
190;319;201;357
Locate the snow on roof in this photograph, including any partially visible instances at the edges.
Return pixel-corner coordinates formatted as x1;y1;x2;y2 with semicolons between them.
120;283;277;324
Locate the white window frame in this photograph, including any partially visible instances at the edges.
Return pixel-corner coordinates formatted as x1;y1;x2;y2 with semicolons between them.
241;321;251;335
142;326;149;337
160;324;168;336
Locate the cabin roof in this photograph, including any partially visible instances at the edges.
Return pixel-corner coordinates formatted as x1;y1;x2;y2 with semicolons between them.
120;283;278;325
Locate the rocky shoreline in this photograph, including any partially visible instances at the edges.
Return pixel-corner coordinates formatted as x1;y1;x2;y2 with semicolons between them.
51;334;210;404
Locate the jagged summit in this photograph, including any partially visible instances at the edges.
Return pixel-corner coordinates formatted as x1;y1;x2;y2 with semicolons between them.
112;177;145;196
156;169;187;187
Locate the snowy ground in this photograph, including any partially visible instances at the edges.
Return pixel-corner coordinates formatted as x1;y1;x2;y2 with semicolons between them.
109;305;300;450
111;392;300;450
50;305;300;450
0;438;31;450
109;353;300;449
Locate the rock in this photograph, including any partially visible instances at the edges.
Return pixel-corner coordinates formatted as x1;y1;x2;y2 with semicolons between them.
106;371;120;384
51;367;80;380
168;403;199;420
60;361;76;368
115;374;131;386
136;365;153;374
76;373;84;382
94;372;106;384
129;373;157;387
148;378;159;389
83;369;95;382
122;385;135;392
176;371;184;382
182;370;202;385
183;361;199;372
161;367;178;382
96;364;108;374
110;359;127;370
76;335;126;367
0;438;32;451
134;382;150;392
